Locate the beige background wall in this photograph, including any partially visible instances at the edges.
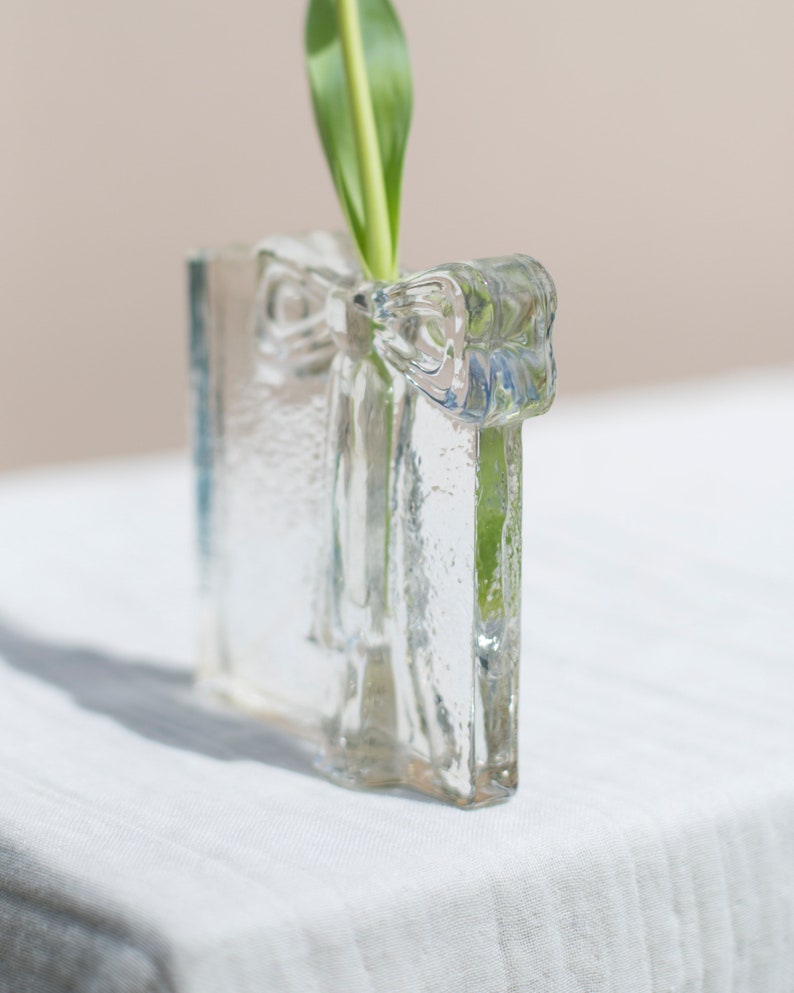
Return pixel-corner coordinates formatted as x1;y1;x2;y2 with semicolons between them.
2;0;792;471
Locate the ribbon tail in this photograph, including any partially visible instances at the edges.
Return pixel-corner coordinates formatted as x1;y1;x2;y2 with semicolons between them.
318;350;398;771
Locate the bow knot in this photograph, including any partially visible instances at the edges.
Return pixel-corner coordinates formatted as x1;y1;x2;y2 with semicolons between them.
256;231;556;425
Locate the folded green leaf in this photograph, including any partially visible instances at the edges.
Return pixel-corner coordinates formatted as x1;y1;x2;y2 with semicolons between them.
305;0;412;281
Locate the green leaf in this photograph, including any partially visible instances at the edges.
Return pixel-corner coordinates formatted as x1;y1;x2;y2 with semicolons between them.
305;0;412;281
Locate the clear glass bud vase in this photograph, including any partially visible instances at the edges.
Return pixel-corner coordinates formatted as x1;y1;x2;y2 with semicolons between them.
188;231;556;807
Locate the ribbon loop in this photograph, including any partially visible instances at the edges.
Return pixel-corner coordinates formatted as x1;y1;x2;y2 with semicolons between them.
370;255;557;426
255;232;357;378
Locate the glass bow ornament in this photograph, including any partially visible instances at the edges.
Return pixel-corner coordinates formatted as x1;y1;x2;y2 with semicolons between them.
189;231;556;807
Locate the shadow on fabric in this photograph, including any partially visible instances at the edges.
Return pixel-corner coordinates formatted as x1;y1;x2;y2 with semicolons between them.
0;618;319;779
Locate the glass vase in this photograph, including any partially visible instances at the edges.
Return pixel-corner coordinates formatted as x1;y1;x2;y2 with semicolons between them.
188;231;556;807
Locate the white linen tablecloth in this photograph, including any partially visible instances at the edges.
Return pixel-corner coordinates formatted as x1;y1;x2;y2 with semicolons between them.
1;371;793;993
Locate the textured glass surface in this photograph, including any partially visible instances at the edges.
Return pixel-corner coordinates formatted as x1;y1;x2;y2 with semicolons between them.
189;232;556;806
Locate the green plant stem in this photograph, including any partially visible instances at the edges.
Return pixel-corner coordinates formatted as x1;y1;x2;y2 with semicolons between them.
476;427;508;619
335;0;395;280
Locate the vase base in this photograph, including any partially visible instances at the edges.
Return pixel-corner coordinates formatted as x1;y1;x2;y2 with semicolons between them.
316;743;516;809
196;673;324;748
199;674;515;808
